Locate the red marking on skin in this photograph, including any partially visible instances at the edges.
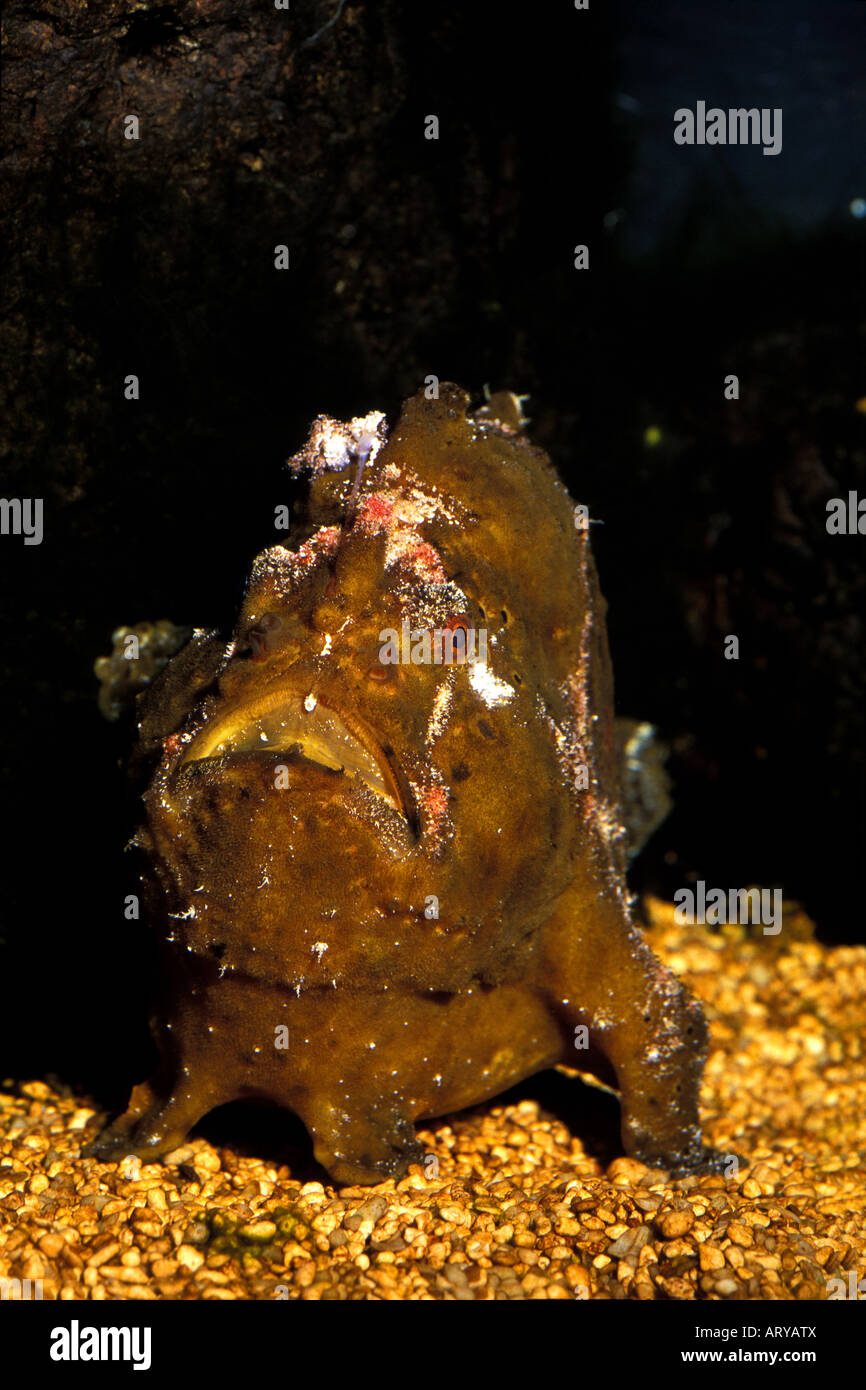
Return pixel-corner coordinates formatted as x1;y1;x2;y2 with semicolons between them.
419;782;450;841
405;542;446;583
318;526;342;552
162;734;184;759
354;494;393;534
295;526;342;566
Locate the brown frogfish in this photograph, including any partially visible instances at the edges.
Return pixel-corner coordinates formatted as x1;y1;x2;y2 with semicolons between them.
89;383;729;1185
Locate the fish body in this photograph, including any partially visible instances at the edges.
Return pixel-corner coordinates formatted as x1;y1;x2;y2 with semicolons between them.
91;384;722;1184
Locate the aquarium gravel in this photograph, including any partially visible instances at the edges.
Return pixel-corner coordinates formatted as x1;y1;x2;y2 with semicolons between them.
1;906;863;1301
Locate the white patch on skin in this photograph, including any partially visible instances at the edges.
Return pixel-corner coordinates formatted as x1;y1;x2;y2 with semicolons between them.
426;671;455;744
553;544;631;911
320;632;332;656
292;411;387;476
249;527;341;597
353;470;468;584
469;660;515;708
311;942;329;961
544;700;588;800
304;692;317;712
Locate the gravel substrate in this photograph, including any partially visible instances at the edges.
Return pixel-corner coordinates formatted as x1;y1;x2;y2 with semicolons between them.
2;903;864;1300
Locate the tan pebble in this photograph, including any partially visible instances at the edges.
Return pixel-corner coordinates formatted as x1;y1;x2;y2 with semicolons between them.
637;1243;658;1269
750;1163;778;1188
146;1188;167;1212
194;1152;221;1173
607;1157;652;1185
741;1179;762;1198
299;1182;326;1201
548;1245;573;1261
634;1192;662;1212
564;1263;591;1291
437;1203;469;1225
150;1259;179;1278
726;1221;753;1246
595;1207;616;1224
521;1272;547;1293
20;1082;51;1100
657;1208;695;1238
749;1252;781;1271
38;1233;65;1259
240;1221;277;1241
580;1215;605;1232
715;1277;739;1296
698;1244;726;1271
68;1110;95;1132
660;1275;694;1300
608;1225;652;1258
100;1200;128;1217
556;1216;582;1237
163;1146;194;1165
20;1254;44;1281
738;1208;771;1228
465;1236;492;1259
87;1242;121;1268
176;1245;205;1272
662;1238;693;1259
99;1265;148;1283
28;1174;49;1194
120;1249;141;1267
131;1219;162;1239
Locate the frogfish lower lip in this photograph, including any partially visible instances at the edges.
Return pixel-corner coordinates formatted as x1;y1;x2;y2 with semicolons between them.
178;683;405;816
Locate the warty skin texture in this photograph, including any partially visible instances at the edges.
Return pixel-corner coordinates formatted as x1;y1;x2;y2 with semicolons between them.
89;384;728;1185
